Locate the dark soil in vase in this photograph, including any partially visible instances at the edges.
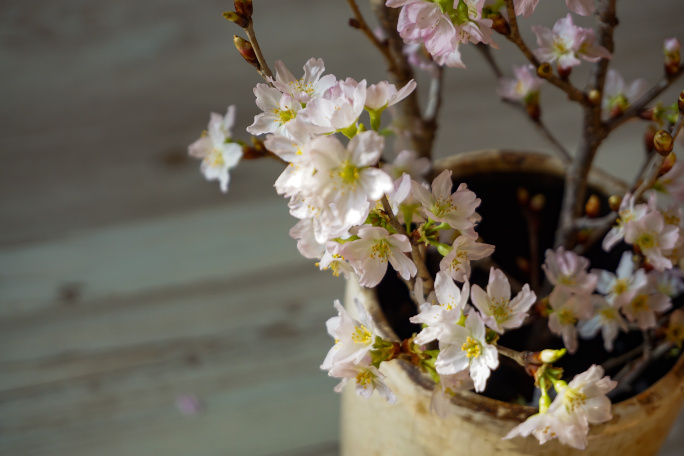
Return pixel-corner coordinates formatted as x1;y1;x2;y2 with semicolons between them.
375;170;682;405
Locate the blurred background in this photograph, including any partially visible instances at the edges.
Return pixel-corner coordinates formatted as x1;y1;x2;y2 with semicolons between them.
0;1;683;455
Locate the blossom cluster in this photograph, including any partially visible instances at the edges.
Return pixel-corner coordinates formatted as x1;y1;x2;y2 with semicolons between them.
189;0;684;451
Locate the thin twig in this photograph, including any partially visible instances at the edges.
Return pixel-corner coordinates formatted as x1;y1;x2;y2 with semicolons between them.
347;0;397;72
424;66;444;122
606;63;684;133
502;0;588;106
575;211;618;230
476;44;571;163
610;341;673;398
244;20;273;81
496;345;527;367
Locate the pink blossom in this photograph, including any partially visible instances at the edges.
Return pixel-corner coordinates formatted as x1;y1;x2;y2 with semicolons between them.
542;247;598;295
532;14;610;70
548;287;593;354
439;234;495;282
602;69;648;119
566;0;595;16
602;192;651;251
497;64;543;102
578;295;628;351
412;169;481;234
247;86;302;137
471;267;536;333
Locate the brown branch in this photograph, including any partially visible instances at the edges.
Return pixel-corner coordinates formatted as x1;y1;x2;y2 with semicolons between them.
554;0;617;249
368;0;436;160
606;63;684;133
346;0;397;71
424;65;444;122
244;20;273;81
502;0;588;106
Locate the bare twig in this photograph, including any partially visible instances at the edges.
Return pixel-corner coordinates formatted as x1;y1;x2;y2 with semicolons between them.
244;20;273;81
476;44;571;163
424;65;444;122
346;0;397;71
610;341;673;398
575;211;618;230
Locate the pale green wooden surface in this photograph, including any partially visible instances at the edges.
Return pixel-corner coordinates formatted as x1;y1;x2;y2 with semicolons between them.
1;1;683;455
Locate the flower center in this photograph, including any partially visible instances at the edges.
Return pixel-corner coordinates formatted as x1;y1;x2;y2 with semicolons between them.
612;279;629;295
492;298;511;322
636;232;658;250
563;388;587;413
355;370;373;386
351;324;372;345
370;240;390;262
338;160;360;185
273;107;296;124
433;197;456;217
461;336;482;358
631;294;649;312
558;309;577;325
206;148;225;168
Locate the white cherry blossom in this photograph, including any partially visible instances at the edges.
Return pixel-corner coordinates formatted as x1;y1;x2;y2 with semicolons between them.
321;299;378;370
412;169;481;234
308;131;393;229
623;288;672;330
340;226;417;287
434;311;499;392
365;79;417;111
188;105;243;193
410;272;469;345
299;78;367;133
439;234;495;282
270;57;336;103
603;192;651;251
331;362;396;403
470;267;537;333
578;295;628;351
593;251;648;308
548;287;593;353
381;150;431;182
247;85;303;137
624;211;679;271
542;247;597;295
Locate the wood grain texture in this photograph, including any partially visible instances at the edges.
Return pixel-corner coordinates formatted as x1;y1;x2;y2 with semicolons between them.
0;0;683;455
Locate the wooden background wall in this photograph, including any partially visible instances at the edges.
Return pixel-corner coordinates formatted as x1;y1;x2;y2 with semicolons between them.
1;1;683;455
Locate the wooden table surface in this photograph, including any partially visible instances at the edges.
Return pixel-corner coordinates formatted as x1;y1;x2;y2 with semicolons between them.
1;1;683;455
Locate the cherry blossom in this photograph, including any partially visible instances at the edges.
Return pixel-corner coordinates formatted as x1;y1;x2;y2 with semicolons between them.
470;267;537;333
308;131;394;229
340;226;417;287
299;78;367;134
439;234;495;282
532;14;610;70
321;299;379;370
318;243;356;279
622;288;672;330
430;370;473;418
593;251;648;308
602;192;651;251
578;295;628;351
247;85;303;137
497;64;543;103
434;311;499;392
547;287;593;353
331;362;396;403
505;410;586;449
624;211;679;271
542;247;598;295
270;57;336;103
602;69;648;119
652;162;684;205
566;0;595;16
382;150;431;182
188;105;243;193
410;272;470;345
365;80;417;111
412;169;481;234
548;365;617;432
